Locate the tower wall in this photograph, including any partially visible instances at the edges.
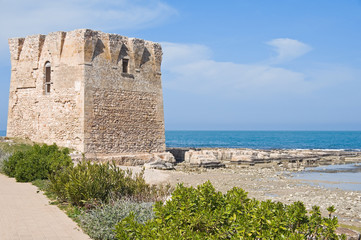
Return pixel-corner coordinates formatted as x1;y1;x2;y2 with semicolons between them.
7;29;166;158
7;30;85;151
82;30;165;155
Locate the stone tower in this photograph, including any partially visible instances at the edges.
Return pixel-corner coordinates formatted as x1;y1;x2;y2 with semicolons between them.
7;29;172;164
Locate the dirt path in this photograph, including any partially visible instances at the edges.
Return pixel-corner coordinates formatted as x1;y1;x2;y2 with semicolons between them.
0;174;90;240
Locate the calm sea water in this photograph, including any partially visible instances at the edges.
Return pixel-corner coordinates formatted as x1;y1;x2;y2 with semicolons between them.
2;130;360;150
293;163;361;192
165;131;361;150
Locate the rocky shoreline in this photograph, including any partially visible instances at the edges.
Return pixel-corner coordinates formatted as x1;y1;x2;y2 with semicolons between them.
167;147;361;169
140;148;361;238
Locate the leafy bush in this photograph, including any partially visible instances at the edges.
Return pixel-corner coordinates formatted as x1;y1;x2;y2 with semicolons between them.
2;151;23;177
0;140;33;173
78;200;154;240
3;144;72;182
48;161;151;206
115;181;346;240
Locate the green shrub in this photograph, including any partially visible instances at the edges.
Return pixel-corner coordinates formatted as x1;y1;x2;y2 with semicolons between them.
3;144;72;182
78;200;154;240
114;181;346;240
0;140;32;173
48;161;150;206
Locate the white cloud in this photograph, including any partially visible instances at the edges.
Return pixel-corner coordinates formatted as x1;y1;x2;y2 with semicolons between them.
0;0;177;57
267;38;312;64
162;42;212;69
162;42;313;98
162;41;361;101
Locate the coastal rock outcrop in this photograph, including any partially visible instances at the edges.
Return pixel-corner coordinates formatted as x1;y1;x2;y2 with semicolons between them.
169;148;361;169
184;150;224;168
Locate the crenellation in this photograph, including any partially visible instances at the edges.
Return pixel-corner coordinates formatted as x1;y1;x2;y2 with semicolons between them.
59;32;67;58
131;38;145;69
84;30;99;63
109;34;125;65
153;43;162;73
19;34;45;63
60;29;87;65
41;31;67;61
8;38;25;64
7;29;168;165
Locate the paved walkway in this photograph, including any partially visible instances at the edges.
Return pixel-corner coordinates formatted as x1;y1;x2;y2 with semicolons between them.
0;174;91;240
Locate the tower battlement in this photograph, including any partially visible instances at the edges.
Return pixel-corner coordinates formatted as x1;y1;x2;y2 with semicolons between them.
7;29;169;164
9;29;162;87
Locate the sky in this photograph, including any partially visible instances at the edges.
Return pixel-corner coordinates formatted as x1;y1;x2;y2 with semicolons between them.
0;0;360;131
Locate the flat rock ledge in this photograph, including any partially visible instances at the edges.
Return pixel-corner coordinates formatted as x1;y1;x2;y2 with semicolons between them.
167;148;361;169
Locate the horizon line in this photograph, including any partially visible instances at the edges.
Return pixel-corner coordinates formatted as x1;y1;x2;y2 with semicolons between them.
1;129;361;133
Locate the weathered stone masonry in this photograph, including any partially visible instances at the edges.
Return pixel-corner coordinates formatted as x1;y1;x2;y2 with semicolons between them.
7;29;173;164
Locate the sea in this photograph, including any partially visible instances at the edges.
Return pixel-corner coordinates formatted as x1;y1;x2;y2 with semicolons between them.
165;131;361;150
1;130;361;150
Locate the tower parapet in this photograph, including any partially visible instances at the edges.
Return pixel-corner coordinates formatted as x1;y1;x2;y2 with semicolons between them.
7;29;172;165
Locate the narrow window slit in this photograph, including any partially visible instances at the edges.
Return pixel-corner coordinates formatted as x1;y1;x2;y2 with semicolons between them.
45;62;51;94
122;59;128;73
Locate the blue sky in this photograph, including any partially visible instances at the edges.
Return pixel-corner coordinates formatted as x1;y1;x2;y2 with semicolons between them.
0;0;360;130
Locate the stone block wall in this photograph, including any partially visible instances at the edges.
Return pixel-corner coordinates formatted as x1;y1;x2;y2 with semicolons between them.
7;31;84;151
83;30;165;154
7;29;166;159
